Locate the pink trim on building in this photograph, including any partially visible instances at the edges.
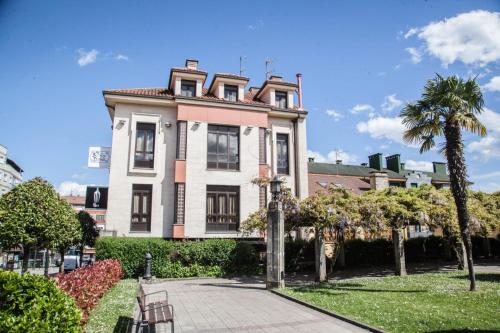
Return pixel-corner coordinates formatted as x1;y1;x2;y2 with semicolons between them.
178;104;267;128
174;160;186;183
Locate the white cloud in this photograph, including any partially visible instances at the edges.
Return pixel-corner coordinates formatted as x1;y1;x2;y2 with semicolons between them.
405;47;423;64
483;76;500;92
350;104;374;114
404;160;433;172
356;116;407;145
77;49;98;66
77;49;129;66
408;10;500;67
473;170;500;180
247;20;264;30
468;108;500;161
71;173;87;180
472;181;500;193
381;94;403;112
308;150;358;165
478;107;500;132
115;54;129;61
404;27;418;39
57;181;88;196
326;109;343;122
468;135;500;161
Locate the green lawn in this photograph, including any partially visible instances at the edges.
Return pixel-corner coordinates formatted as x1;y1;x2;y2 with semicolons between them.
85;279;138;333
282;272;500;333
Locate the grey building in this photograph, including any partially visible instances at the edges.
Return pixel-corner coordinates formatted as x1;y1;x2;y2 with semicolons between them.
0;144;23;195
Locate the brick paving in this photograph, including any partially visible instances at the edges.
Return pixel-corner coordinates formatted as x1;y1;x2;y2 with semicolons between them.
133;277;368;333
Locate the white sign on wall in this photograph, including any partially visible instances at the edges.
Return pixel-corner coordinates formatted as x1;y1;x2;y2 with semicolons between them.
88;147;111;169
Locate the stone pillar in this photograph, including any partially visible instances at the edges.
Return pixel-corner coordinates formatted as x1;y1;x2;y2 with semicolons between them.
266;200;285;289
369;171;389;190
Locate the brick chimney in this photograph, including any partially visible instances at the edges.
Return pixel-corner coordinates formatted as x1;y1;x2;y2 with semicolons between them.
369;171;389;190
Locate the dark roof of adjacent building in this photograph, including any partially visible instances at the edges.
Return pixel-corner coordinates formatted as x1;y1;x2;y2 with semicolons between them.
309;173;371;195
308;162;405;180
308;162;450;183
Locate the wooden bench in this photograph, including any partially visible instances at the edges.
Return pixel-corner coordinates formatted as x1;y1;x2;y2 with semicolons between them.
136;284;174;333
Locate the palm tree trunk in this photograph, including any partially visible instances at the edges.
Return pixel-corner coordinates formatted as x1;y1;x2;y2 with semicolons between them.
444;121;476;291
392;228;407;276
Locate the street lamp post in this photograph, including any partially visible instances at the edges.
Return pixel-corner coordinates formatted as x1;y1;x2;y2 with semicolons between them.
266;176;285;289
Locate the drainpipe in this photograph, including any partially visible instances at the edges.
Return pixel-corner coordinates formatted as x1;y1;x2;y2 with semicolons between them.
293;115;300;198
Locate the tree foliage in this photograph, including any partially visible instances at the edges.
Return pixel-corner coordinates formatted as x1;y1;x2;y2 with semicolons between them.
0;178;62;251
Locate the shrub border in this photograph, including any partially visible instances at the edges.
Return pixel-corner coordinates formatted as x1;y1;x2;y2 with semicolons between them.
270;289;386;333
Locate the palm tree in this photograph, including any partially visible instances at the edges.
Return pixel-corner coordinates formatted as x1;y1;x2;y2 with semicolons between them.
400;74;486;291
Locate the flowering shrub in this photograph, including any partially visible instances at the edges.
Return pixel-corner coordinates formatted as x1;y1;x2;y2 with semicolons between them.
56;259;123;324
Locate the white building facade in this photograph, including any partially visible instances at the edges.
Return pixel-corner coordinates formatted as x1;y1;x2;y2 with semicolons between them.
0;145;23;195
103;60;309;239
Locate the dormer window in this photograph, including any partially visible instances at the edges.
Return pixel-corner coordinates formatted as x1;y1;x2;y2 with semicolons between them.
275;91;288;108
181;80;196;97
224;84;238;102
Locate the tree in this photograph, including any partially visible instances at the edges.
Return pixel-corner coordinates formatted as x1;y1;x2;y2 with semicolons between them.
0;178;62;273
401;74;487;290
415;185;463;265
468;191;499;258
298;188;359;282
76;211;99;267
299;193;335;282
240;177;300;235
53;201;81;274
362;188;427;276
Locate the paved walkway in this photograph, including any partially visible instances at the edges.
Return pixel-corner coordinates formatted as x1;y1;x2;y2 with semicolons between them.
135;277;368;333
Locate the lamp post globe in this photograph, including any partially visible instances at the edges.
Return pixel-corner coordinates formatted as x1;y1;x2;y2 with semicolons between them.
270;176;282;200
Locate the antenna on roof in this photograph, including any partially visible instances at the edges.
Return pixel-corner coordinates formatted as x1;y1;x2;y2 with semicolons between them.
239;56;247;76
265;58;274;79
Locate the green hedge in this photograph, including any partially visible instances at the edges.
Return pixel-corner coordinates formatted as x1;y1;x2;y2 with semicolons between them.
95;238;259;278
0;271;81;332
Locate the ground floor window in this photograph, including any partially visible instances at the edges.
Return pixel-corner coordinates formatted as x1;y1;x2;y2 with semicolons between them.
130;184;152;232
206;185;239;232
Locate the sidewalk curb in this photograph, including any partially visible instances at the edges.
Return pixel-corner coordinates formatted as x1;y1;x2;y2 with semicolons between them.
270;289;386;333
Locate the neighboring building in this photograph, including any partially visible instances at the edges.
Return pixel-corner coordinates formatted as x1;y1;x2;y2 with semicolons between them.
309;153;450;195
0;144;23;195
62;196;86;211
102;59;309;239
62;193;107;231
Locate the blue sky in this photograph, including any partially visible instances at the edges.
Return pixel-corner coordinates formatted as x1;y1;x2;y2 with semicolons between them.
1;0;499;194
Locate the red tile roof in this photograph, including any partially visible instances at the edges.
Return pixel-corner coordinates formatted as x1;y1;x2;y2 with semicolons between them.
61;196;85;206
309;174;371;195
103;87;303;110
